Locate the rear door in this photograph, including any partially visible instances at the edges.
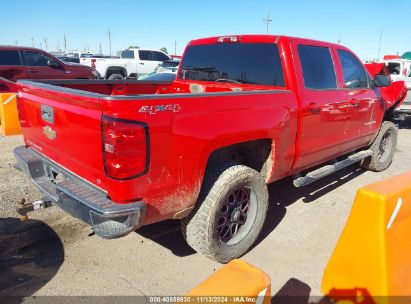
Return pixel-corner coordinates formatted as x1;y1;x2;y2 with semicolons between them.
22;50;68;79
336;49;382;148
0;49;27;81
138;50;169;75
291;41;349;170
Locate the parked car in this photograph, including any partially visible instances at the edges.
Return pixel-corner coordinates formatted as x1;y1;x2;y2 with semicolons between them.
9;35;407;263
0;46;98;81
154;59;180;73
57;56;80;64
80;48;172;79
382;58;411;116
138;72;176;81
384;58;411;77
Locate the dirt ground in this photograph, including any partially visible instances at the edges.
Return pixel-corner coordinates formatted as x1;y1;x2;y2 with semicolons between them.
1;118;411;300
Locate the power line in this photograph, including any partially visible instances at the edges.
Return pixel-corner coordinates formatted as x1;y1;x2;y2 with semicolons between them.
377;29;383;61
44;38;48;50
63;34;67;52
263;13;272;34
107;29;113;56
337;33;342;45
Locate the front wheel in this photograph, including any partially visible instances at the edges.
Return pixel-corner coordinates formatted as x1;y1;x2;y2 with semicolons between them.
181;165;268;263
360;121;398;172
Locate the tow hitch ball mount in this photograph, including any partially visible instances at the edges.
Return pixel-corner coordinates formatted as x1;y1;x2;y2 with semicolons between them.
16;198;53;222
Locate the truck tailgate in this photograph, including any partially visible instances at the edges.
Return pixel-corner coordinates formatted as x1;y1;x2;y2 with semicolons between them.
17;81;106;188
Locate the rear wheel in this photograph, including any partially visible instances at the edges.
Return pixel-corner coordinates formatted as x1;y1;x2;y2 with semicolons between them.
360;121;398;171
181;165;268;263
107;73;124;80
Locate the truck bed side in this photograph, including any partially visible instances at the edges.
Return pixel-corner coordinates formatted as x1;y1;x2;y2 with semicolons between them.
15;80;298;224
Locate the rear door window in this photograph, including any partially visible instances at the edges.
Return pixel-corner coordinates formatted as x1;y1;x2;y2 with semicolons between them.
337;49;368;89
178;43;285;87
121;50;135;59
0;50;22;65
298;45;337;89
138;50;151;61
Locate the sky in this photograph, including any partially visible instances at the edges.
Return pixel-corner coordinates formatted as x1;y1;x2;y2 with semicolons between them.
0;0;408;60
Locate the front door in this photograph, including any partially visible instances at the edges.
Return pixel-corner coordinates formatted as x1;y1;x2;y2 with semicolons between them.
336;49;382;150
23;51;68;79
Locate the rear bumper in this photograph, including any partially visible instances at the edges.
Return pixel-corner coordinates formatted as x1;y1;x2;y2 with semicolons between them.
13;145;146;239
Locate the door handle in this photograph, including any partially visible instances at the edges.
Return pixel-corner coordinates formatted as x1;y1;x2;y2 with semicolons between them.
139;62;145;65
349;99;360;108
307;102;321;114
28;69;39;73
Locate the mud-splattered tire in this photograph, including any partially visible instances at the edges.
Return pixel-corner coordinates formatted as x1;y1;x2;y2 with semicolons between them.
360;121;398;172
181;165;268;263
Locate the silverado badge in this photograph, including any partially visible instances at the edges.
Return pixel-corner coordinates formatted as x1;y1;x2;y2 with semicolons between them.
43;126;56;140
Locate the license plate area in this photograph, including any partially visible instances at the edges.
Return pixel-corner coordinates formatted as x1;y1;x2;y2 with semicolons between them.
44;163;66;184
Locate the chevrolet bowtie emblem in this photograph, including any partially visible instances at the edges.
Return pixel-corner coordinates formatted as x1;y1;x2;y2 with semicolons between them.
43;125;56;140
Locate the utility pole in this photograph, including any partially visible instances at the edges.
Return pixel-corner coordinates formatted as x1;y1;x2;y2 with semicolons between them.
377;29;383;61
63;34;67;52
14;40;18;46
174;40;177;55
44;38;48;50
40;42;43;49
99;42;102;55
337;33;342;45
30;37;35;48
263;13;272;34
57;40;60;52
107;29;113;56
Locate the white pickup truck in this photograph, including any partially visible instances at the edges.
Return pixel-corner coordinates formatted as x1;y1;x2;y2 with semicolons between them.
80;48;171;79
384;58;411;116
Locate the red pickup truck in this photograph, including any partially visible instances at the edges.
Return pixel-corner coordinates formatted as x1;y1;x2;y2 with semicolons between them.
9;35;407;263
0;46;98;81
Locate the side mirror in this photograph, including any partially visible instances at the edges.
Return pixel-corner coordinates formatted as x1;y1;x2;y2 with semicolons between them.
374;74;392;87
47;60;61;69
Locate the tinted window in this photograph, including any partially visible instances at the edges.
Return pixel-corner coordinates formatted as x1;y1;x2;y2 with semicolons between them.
121;50;135;59
386;62;401;75
338;50;368;88
0;50;22;65
152;51;170;61
24;51;57;67
139;50;151;61
298;45;337;89
178;43;285;86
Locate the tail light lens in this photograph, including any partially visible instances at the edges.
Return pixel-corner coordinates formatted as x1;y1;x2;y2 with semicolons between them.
102;116;149;180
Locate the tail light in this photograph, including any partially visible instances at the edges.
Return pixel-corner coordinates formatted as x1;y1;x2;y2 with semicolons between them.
91;59;97;68
102;116;149;180
217;36;240;43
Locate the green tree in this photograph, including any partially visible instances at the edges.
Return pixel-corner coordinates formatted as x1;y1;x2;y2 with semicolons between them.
128;45;140;49
160;47;168;54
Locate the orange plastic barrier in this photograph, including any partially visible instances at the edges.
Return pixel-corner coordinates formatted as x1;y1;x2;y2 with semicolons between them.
186;259;271;304
0;93;21;135
322;170;411;302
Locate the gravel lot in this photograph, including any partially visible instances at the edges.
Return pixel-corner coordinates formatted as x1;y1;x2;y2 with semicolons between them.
1;117;411;299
